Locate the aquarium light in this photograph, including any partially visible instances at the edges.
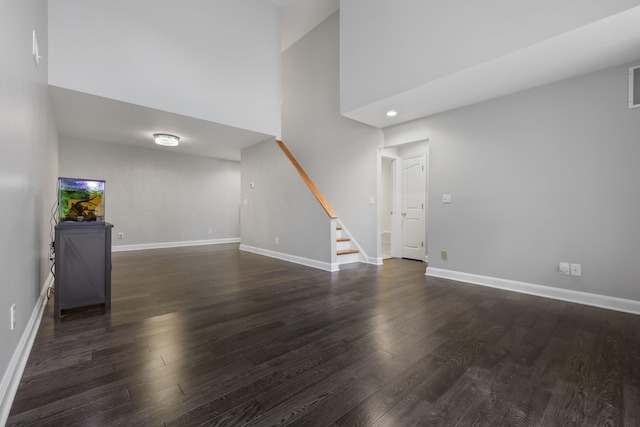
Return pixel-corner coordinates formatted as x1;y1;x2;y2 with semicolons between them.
153;133;180;147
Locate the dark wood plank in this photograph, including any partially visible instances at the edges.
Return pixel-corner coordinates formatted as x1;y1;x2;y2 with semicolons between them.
456;361;529;426
414;339;488;404
623;382;640;425
333;354;439;426
286;374;383;426
499;381;551;426
368;392;433;427
6;243;640;426
417;364;499;426
244;348;394;425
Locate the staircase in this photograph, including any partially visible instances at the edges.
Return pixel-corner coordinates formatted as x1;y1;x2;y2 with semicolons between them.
336;225;360;265
276;140;364;269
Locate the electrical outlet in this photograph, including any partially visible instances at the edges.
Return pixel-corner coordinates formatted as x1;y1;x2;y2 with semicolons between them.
10;304;16;330
275;237;279;245
118;232;124;240
570;263;582;276
441;250;448;260
208;229;213;235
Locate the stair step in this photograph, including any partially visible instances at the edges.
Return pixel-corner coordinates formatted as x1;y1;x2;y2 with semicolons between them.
336;241;351;251
337;249;359;256
337;237;350;242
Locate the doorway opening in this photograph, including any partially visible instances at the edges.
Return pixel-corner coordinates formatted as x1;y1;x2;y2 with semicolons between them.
379;140;429;262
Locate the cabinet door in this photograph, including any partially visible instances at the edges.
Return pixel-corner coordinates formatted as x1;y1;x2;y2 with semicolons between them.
59;228;106;308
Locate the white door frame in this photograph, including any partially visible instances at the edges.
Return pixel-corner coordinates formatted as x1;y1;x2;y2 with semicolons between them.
379;155;396;259
378;140;429;262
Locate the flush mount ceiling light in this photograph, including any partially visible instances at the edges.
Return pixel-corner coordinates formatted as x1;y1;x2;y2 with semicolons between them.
386;110;397;117
153;133;180;147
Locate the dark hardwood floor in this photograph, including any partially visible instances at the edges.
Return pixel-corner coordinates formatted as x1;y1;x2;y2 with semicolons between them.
8;243;640;426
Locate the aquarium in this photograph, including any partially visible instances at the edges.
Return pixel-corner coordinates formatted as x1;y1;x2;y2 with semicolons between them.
58;177;105;222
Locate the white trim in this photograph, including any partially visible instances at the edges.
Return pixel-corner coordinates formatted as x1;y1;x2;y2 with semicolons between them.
0;273;52;426
330;219;338;267
337;253;360;266
112;237;241;252
367;256;384;266
239;245;338;272
426;267;640;315
629;65;640;109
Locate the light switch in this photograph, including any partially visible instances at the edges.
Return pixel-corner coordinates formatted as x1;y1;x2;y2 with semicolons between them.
369;196;375;205
442;194;452;204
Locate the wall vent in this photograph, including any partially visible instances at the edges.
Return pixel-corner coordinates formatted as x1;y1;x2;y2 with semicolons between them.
630;65;640;109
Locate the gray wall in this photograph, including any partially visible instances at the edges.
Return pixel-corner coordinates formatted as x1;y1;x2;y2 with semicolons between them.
59;139;241;246
386;60;640;301
241;139;332;263
340;0;640;114
49;0;282;137
0;0;59;409
282;12;384;258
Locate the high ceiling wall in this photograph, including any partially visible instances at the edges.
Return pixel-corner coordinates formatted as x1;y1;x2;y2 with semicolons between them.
48;0;282;138
340;0;640;127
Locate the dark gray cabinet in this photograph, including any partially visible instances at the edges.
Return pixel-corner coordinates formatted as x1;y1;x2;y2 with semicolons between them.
54;222;113;319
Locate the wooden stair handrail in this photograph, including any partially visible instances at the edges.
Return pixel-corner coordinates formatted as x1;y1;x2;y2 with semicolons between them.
276;140;338;219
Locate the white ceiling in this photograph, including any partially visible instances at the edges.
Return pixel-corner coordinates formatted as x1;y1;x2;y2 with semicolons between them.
52;0;338;160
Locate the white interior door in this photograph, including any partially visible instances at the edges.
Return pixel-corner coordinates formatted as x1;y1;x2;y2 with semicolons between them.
401;155;425;260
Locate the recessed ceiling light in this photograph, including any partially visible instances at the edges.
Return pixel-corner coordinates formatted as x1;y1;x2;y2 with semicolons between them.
153;133;180;146
386;110;397;117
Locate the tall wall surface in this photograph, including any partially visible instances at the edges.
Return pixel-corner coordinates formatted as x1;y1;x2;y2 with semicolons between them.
49;0;282;137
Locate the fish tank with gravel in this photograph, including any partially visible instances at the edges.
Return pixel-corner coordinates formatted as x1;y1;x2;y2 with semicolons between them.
58;177;105;222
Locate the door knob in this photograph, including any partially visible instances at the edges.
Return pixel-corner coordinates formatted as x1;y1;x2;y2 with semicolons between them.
401;212;407;216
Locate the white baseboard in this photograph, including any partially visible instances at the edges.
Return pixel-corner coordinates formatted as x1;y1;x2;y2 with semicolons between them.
112;237;241;252
426;267;640;315
0;273;52;426
367;256;384;266
240;245;337;272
